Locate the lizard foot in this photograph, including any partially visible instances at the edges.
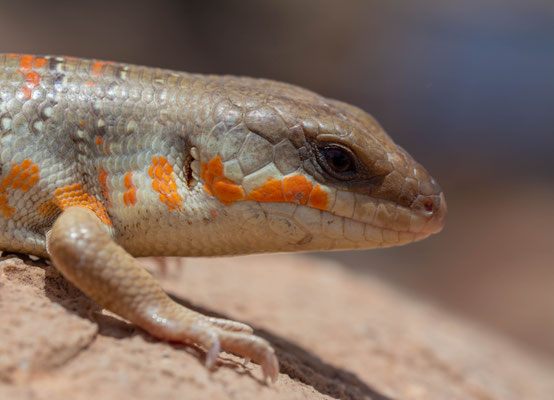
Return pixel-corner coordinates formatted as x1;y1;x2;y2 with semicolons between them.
199;323;279;382
47;207;279;382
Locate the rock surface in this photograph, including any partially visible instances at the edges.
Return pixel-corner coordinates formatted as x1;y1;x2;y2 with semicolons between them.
0;254;552;400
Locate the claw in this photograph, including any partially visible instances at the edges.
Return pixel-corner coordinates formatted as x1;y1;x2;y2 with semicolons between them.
205;333;221;370
262;351;279;383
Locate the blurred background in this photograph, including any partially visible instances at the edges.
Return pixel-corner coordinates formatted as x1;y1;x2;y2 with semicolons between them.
1;0;552;362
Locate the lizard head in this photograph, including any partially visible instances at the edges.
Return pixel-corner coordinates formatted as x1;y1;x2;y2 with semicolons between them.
191;77;446;254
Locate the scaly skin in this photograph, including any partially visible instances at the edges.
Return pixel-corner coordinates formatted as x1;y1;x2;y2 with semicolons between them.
0;54;446;381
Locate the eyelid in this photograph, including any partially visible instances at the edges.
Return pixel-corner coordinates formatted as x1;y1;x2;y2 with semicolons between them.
316;142;358;180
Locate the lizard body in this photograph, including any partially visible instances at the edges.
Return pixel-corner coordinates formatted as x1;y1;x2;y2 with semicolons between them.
0;54;446;381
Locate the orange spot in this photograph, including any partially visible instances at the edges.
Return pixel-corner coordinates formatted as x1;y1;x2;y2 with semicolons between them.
1;203;14;217
210;209;217;218
122;171;137;206
283;175;313;205
92;61;104;76
0;160;40;217
96;137;103;145
34;58;47;68
149;155;182;210
25;71;40;87
21;86;32;99
38;183;111;226
308;185;329;210
127;188;137;205
124;171;133;188
79;120;85;128
154;165;164;180
15;57;42;99
248;178;284;202
19;55;35;73
159;181;170;194
86;81;95;87
0;159;40;203
98;167;109;203
9;165;21;178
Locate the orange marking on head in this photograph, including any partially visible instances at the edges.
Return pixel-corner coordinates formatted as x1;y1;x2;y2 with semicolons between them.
283;175;313;205
204;170;214;185
203;184;213;196
248;178;284;202
79;120;85;128
212;180;244;204
308;185;329;210
199;156;329;212
96;137;103;145
85;81;95;87
207;156;224;177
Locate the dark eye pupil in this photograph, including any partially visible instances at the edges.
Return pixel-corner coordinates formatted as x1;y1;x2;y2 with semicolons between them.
325;148;352;172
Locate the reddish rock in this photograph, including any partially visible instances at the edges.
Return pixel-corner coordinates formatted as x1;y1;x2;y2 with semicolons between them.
1;254;552;400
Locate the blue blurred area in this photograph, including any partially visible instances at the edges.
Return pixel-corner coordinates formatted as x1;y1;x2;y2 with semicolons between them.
341;1;554;179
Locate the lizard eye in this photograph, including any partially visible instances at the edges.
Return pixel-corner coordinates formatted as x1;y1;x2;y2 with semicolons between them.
317;144;357;179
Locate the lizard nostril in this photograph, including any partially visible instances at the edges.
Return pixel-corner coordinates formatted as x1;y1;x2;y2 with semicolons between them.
423;198;435;213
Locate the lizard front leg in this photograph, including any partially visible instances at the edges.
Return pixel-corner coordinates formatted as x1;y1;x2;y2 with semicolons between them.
46;206;279;381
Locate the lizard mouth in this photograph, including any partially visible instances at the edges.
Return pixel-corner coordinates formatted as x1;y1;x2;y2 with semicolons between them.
254;191;447;250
